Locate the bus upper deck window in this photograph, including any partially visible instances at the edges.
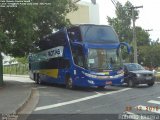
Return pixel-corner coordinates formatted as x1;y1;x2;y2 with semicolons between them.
68;27;82;42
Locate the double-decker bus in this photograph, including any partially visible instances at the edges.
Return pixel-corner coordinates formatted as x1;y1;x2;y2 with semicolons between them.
29;24;130;89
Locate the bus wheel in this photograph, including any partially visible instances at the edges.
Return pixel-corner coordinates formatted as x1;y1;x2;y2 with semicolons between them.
38;76;42;85
35;74;41;84
66;76;74;89
34;73;38;84
98;86;105;89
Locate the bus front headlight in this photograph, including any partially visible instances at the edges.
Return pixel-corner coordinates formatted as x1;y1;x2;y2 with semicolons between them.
83;72;97;78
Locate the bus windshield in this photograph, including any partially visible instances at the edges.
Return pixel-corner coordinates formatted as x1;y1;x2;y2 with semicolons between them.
80;25;119;43
87;48;122;71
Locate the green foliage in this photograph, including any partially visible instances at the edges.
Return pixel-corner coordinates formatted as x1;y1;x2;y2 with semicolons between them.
138;44;160;67
15;57;28;64
0;0;77;57
107;1;137;43
136;27;150;46
107;1;151;63
0;27;10;54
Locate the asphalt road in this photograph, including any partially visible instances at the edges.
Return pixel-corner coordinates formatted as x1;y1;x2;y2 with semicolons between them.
29;82;160;120
4;75;160;120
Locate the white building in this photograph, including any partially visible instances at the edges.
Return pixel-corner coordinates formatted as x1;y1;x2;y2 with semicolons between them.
67;1;100;24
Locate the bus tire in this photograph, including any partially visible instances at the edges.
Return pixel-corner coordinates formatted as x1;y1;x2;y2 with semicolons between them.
34;73;37;84
66;76;74;89
35;73;40;84
98;86;105;89
37;74;43;85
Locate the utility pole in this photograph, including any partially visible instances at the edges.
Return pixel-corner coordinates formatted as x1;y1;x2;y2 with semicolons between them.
131;6;143;63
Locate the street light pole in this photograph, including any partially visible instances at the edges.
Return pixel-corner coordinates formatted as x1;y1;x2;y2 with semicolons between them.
131;6;143;63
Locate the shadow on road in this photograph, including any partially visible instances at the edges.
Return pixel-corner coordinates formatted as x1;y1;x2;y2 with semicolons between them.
34;82;128;93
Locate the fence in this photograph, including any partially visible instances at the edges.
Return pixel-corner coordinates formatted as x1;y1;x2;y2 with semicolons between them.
3;64;29;75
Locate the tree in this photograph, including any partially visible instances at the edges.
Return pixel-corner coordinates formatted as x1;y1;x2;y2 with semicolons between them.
0;0;77;56
107;1;150;62
107;1;137;43
136;27;150;46
138;45;160;67
0;0;77;85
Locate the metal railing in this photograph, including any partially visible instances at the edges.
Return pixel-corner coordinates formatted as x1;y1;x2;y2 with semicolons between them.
3;64;29;75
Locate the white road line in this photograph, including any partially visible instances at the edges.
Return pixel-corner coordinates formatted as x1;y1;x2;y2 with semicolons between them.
148;100;160;105
34;88;131;111
136;105;160;114
157;97;160;98
94;92;105;95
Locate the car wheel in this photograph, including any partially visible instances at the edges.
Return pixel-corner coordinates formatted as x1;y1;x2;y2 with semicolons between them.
128;79;135;87
148;82;154;87
66;76;74;89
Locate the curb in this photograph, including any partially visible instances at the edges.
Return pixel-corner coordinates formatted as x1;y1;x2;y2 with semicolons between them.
15;88;36;114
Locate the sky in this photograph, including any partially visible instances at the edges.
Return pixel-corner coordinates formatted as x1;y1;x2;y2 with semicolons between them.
82;0;160;41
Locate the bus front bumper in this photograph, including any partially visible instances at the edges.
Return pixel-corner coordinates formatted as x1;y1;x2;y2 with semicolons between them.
74;76;124;87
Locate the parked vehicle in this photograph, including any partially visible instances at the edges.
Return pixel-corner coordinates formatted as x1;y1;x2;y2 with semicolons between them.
123;63;155;87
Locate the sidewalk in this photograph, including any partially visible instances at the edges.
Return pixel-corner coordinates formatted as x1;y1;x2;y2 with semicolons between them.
3;74;29;78
0;75;34;114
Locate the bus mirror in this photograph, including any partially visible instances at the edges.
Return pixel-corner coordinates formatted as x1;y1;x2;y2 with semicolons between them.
117;42;131;55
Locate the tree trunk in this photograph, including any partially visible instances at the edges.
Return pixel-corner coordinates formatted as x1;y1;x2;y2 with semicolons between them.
0;52;3;86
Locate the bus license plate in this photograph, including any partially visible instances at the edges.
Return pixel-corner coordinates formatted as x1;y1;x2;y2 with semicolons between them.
106;81;112;85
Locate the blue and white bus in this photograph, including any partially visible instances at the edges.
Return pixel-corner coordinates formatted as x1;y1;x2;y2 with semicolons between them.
29;24;130;89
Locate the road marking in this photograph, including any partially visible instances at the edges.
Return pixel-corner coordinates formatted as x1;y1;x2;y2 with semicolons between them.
148;100;160;105
136;105;160;114
34;88;131;111
94;92;105;95
157;97;160;98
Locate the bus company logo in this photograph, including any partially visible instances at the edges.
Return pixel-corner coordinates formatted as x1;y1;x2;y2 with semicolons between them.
47;46;64;58
48;49;61;57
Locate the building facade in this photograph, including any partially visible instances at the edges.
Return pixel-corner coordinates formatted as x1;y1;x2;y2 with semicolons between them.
67;1;100;24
